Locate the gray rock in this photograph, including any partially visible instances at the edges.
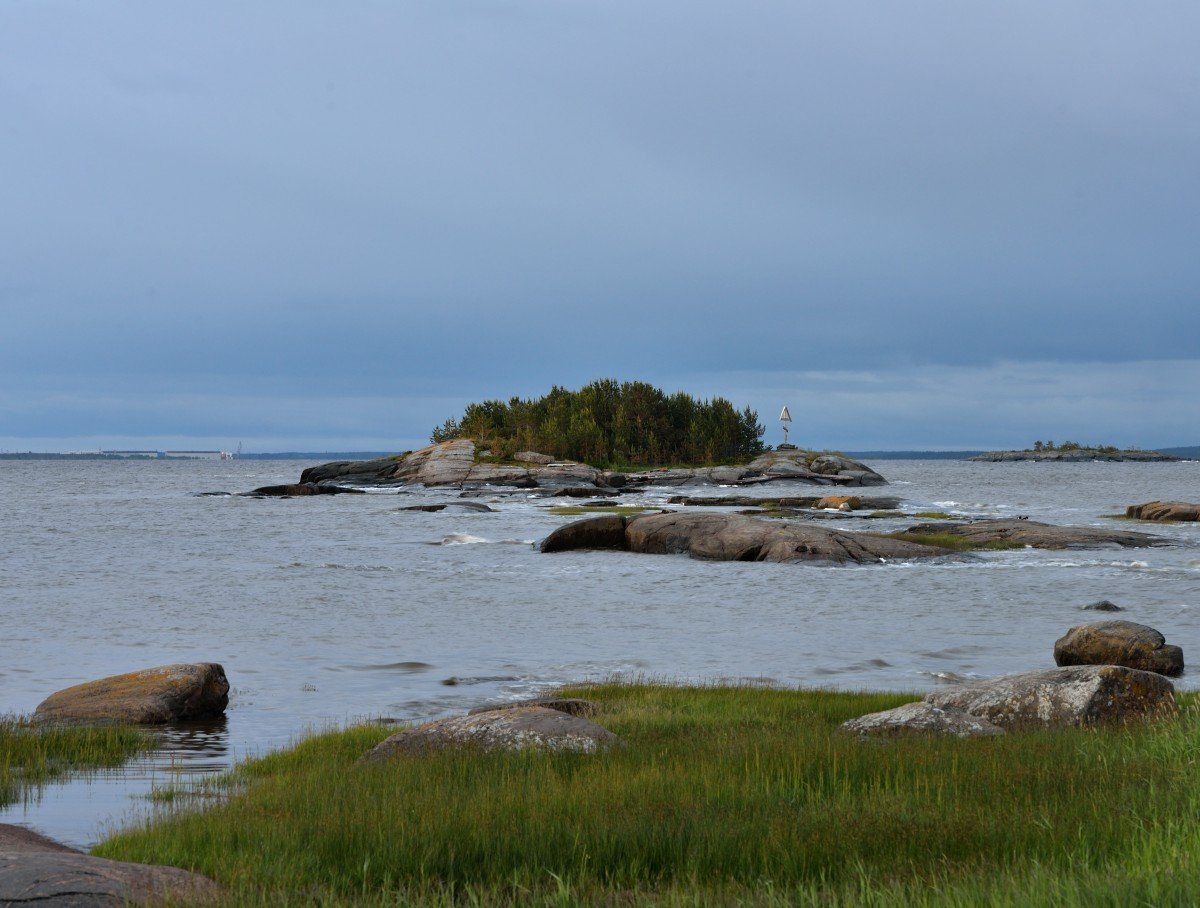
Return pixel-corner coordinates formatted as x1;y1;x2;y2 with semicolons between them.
1082;600;1124;612
840;701;1005;738
34;663;229;724
243;483;364;497
0;825;221;905
468;698;599;718
1053;621;1184;676
541;512;949;565
360;706;619;761
900;518;1170;549
513;451;555;465
925;665;1177;729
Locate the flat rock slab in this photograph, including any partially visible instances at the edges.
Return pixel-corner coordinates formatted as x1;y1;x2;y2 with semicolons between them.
1126;501;1200;522
667;495;902;509
34;663;229;724
542;512;948;565
840;702;1005;738
901;518;1169;549
0;849;220;906
360;706;619;762
925;665;1177;729
468;698;599;718
1054;621;1184;676
243;483;364;497
0;826;79;855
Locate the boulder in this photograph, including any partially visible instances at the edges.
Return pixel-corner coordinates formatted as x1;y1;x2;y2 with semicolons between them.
815;495;862;511
899;518;1169;549
925;665;1177;729
513;451;555;465
747;450;886;486
360;706;619;762
839;701;1005;738
541;512;949;565
1082;600;1124;612
244;483;363;497
34;663;229;724
468;698;599;718
1053;621;1184;676
1125;501;1200;522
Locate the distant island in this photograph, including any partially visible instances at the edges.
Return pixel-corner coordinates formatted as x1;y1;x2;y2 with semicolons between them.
970;441;1180;462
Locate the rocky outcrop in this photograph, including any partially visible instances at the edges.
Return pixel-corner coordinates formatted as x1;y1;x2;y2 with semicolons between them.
244;483;365;497
897;519;1170;549
924;665;1177;729
971;448;1179;462
667;495;902;510
468;698;599;718
541;512;948;565
0;824;221;905
614;449;886;489
34;663;229;724
360;706;619;762
1125;501;1200;522
1053;621;1184;676
840;701;1004;738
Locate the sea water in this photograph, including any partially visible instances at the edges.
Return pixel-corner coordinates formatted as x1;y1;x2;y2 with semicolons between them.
2;457;1198;845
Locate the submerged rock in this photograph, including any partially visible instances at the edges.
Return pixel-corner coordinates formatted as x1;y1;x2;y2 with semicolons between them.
897;518;1169;549
244;483;364;497
1082;600;1125;612
1125;500;1200;522
840;701;1005;738
468;697;600;718
360;706;619;761
925;665;1177;729
1053;621;1183;676
541;512;947;565
35;663;230;724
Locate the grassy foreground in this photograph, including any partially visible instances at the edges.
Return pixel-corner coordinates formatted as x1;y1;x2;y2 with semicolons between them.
0;715;151;806
95;684;1200;906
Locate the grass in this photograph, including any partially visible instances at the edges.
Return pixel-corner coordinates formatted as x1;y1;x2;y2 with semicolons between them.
867;510;905;518
912;511;956;520
547;505;652;516
93;684;1200;906
0;715;152;806
879;531;1026;552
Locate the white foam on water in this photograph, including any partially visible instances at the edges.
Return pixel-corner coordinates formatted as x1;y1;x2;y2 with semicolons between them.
439;533;493;545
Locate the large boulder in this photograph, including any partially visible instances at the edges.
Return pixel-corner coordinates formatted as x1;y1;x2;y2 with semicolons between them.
747;450;886;486
541;512;948;565
1125;501;1200;522
0;824;221;905
925;665;1177;729
898;518;1169;549
34;663;229;724
360;706;619;762
1053;621;1184;676
839;701;1005;738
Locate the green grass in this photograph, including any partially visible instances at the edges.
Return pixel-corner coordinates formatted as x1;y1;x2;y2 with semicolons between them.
867;510;905;518
547;505;652;516
0;715;152;806
912;511;956;520
880;531;1026;552
93;685;1200;905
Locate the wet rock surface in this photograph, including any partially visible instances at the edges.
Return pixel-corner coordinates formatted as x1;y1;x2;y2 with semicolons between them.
924;665;1177;729
541;512;947;564
898;518;1170;549
360;706;619;761
1125;500;1200;522
839;701;1005;738
34;663;229;724
1054;621;1184;676
244;483;365;497
0;824;221;906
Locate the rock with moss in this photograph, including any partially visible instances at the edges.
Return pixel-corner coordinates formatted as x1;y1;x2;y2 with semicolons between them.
34;663;229;724
895;519;1169;550
1053;621;1183;676
840;701;1005;738
360;706;619;761
1125;501;1200;522
925;665;1177;729
541;512;948;565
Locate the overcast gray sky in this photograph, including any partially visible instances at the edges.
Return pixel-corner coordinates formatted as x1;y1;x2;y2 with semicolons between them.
2;1;1197;451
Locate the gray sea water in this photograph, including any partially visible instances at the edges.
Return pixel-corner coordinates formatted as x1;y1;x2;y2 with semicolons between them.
2;457;1198;847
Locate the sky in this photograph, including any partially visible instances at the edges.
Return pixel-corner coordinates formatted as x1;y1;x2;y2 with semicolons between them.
1;1;1197;452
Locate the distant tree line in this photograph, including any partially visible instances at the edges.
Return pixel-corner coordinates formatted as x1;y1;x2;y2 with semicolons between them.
431;379;765;468
1030;440;1122;453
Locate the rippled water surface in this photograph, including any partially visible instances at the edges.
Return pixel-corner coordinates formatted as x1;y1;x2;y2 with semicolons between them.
2;457;1198;845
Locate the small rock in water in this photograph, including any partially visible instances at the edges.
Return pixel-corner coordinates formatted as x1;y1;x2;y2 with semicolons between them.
1082;600;1124;612
34;663;230;724
1053;621;1184;676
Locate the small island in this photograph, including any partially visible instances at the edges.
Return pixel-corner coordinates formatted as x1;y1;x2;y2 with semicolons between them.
970;441;1179;462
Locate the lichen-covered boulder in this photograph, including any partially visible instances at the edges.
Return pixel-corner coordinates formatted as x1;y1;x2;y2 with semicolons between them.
360;706;619;762
468;698;599;718
925;665;1177;730
840;701;1004;738
1125;501;1200;522
1054;621;1184;676
0;824;221;905
34;663;230;724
